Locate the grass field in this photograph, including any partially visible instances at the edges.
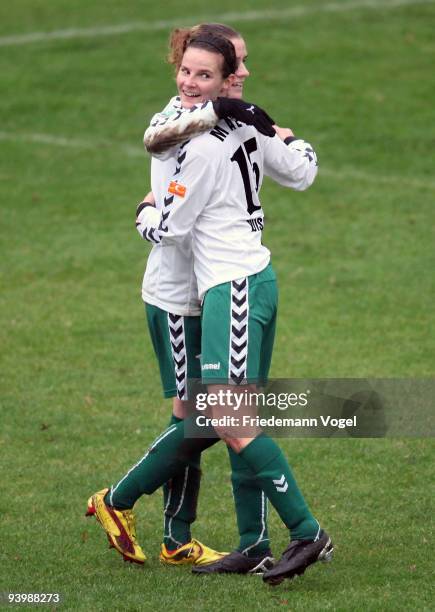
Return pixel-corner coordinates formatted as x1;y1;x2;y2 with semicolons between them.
1;0;434;610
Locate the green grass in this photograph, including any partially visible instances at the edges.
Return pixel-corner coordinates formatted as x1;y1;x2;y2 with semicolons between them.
1;1;434;610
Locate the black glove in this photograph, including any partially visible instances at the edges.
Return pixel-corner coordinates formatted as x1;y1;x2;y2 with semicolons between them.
212;98;276;137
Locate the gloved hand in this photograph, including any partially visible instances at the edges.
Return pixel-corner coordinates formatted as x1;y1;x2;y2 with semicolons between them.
136;199;154;220
212;98;276;137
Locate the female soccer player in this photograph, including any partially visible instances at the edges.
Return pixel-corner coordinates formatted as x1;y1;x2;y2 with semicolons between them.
138;24;281;570
88;28;274;572
136;33;333;585
88;29;332;584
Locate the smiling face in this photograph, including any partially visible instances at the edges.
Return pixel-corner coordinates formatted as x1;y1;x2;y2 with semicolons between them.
176;46;233;109
230;36;250;99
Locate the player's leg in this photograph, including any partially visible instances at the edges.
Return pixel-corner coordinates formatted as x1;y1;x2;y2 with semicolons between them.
146;306;202;552
227;446;271;555
86;306;222;565
193;271;274;574
155;311;226;564
239;278;333;584
86;413;219;563
194;266;332;578
229;267;320;540
161;404;201;555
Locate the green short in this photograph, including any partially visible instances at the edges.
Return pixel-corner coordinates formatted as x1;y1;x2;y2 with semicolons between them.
201;264;278;385
145;304;201;399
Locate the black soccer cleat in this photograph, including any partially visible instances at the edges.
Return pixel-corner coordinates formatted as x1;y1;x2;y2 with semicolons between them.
192;550;274;575
262;530;333;586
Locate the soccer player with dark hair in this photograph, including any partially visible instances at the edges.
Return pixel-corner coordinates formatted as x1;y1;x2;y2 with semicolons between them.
87;27;333;585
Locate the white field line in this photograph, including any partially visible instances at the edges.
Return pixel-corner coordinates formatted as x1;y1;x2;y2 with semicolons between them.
0;129;434;191
1;0;434;47
320;167;435;191
0;130;142;159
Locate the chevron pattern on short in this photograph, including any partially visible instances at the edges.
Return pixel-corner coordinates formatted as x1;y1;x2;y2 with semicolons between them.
167;312;188;400
229;277;249;385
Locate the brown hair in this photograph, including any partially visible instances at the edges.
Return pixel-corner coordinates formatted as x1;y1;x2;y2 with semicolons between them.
168;22;241;72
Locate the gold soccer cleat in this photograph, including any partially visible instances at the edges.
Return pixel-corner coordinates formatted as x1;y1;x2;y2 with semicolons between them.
86;488;146;564
159;539;228;566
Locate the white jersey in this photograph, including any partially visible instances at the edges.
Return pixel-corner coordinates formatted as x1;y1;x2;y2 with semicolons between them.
141;154;200;315
141;97;200;316
138;115;318;301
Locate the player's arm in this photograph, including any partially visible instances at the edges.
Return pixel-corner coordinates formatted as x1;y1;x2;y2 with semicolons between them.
144;98;276;159
262;131;318;191
136;147;213;244
135;198;160;243
144;99;218;160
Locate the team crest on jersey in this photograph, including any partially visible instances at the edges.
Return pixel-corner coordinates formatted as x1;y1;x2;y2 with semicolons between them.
168;181;187;197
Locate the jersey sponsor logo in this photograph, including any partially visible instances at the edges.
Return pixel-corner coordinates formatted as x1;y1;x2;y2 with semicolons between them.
201;362;221;371
168;181;187;197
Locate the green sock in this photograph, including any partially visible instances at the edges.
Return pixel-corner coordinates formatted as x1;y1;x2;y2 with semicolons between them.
239;434;320;541
163;414;201;550
227;446;270;557
106;416;216;510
